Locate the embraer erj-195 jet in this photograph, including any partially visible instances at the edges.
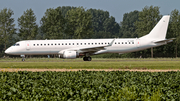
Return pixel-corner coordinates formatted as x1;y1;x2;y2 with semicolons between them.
5;15;175;61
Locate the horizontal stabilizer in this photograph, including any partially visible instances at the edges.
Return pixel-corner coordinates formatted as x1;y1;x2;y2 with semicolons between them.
154;38;175;43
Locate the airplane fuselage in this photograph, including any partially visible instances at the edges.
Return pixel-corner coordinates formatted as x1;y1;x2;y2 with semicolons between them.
5;38;165;55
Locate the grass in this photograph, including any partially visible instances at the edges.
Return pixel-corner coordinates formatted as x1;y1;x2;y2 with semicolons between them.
0;58;180;69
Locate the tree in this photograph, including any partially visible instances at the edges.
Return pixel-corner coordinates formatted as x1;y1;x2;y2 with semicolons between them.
65;7;93;39
95;31;111;38
88;9;110;33
135;6;161;37
88;9;120;38
0;8;16;56
135;6;161;58
120;10;139;38
170;9;180;57
103;16;120;37
18;9;38;40
40;8;65;39
57;6;76;17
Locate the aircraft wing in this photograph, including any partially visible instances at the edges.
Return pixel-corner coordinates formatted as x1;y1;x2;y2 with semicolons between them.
79;46;107;53
79;39;115;52
154;38;175;43
58;39;115;54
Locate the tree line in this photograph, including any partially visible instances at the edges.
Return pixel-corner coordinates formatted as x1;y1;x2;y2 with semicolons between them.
0;6;180;58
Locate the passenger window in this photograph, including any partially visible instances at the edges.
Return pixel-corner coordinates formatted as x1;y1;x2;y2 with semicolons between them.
99;43;100;45
84;43;86;45
44;44;46;46
102;43;103;45
51;44;53;45
115;42;116;44
37;44;39;46
132;42;134;44
95;43;97;45
65;43;67;45
77;43;79;45
58;43;60;45
33;44;35;46
108;43;110;44
55;44;57;45
81;43;82;45
92;43;93;45
122;42;123;44
73;43;74;45
69;43;71;45
41;44;42;46
129;42;130;44
88;43;90;45
62;43;64;45
125;42;127;44
118;42;120;44
48;44;49;46
105;43;106;44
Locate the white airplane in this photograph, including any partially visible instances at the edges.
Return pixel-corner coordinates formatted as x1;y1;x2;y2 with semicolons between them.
5;15;174;61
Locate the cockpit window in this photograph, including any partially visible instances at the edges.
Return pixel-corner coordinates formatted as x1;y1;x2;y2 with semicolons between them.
13;43;20;46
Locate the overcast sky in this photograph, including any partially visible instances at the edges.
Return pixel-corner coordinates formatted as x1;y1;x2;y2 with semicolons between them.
1;0;180;27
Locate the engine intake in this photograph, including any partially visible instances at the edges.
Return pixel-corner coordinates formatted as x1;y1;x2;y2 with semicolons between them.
62;51;79;59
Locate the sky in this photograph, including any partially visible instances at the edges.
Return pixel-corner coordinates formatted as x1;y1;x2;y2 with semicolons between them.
1;0;180;27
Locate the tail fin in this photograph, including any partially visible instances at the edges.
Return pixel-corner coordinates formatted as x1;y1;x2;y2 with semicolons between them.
140;15;170;40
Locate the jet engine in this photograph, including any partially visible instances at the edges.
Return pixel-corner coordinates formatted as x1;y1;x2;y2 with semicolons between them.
62;51;79;59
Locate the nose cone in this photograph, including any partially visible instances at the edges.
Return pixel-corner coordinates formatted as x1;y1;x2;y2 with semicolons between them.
5;48;11;54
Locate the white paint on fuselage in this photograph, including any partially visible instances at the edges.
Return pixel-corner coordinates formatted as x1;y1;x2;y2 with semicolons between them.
5;38;165;55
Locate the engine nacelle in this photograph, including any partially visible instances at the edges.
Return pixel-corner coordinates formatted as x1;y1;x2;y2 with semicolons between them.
62;51;79;59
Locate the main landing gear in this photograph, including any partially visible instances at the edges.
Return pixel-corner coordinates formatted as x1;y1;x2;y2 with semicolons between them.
22;58;25;61
83;56;92;61
21;55;25;62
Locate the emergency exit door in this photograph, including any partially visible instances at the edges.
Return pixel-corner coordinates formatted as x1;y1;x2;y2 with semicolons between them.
136;39;140;48
26;42;31;50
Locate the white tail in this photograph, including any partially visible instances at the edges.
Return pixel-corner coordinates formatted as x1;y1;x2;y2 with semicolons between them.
140;15;170;40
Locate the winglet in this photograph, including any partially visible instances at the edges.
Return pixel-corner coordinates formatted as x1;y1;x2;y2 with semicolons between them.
107;38;115;46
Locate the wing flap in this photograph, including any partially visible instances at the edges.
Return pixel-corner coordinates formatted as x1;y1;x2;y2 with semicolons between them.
79;46;105;53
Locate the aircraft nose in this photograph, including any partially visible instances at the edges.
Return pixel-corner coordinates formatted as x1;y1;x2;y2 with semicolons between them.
5;48;11;54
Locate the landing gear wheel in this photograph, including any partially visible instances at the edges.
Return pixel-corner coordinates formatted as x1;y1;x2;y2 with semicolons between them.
83;57;86;61
87;57;92;61
83;56;92;61
22;58;25;61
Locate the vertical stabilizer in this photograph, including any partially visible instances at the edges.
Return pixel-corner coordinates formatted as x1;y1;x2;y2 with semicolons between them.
140;15;170;40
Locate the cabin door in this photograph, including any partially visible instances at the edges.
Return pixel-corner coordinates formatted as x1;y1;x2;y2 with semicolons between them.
26;42;31;50
136;38;140;48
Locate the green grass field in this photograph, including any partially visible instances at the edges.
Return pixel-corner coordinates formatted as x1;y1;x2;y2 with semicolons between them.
1;58;180;100
0;58;180;69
